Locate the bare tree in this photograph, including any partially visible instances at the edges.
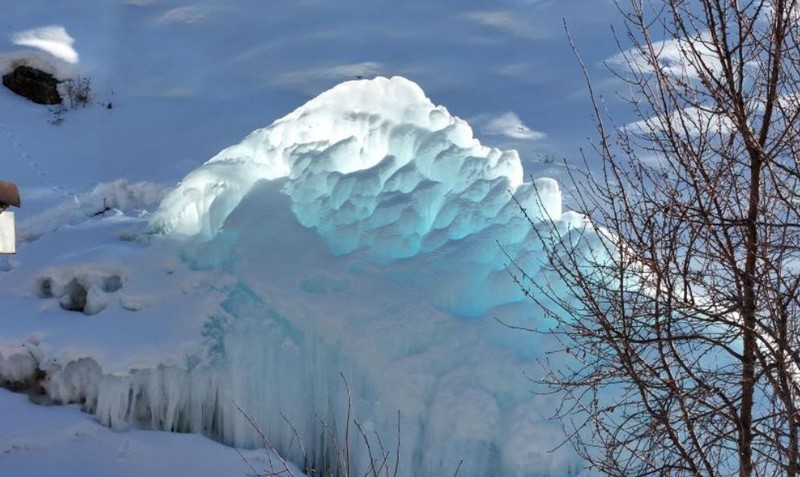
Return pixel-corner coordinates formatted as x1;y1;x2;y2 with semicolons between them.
511;1;800;475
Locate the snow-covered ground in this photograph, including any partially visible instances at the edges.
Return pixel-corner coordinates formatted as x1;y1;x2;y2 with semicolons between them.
0;388;301;477
0;1;627;476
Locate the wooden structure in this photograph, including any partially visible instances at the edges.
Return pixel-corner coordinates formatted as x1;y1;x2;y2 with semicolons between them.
0;181;19;254
0;181;20;211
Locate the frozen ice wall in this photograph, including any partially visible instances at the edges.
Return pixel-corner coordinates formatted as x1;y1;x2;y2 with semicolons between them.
139;77;590;476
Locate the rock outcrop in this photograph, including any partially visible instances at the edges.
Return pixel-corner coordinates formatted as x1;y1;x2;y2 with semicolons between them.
2;65;62;105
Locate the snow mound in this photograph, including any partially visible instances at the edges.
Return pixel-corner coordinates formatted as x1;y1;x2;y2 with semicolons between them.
12;26;79;65
0;338;44;391
1;26;80;84
37;265;125;315
150;76;562;261
0;50;78;82
18;180;168;242
43;357;102;406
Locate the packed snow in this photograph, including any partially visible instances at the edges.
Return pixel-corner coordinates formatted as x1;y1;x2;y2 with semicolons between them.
12;26;79;65
0;388;302;477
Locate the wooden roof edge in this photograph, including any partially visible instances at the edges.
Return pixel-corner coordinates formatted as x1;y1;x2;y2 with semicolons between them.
0;181;21;208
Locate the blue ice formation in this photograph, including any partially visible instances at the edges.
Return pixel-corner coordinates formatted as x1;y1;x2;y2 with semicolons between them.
137;77;591;476
150;76;569;256
150;76;585;317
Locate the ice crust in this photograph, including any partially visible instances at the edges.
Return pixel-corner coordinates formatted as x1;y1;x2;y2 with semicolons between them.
108;77;591;476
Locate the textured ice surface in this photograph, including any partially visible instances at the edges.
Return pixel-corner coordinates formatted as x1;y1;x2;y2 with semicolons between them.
119;77;590;476
150;76;562;253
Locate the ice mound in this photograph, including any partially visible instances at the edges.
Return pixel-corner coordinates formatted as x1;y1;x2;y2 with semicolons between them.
150;75;569;316
150;76;562;260
132;77;591;476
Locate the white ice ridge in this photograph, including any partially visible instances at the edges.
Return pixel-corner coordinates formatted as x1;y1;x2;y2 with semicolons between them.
150;76;565;259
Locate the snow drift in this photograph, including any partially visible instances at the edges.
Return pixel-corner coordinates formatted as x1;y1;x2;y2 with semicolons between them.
71;76;591;476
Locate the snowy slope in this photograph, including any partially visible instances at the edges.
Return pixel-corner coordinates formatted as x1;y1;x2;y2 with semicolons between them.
0;1;626;476
0;388;301;477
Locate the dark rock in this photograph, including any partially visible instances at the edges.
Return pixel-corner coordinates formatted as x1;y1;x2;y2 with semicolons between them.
2;65;62;105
